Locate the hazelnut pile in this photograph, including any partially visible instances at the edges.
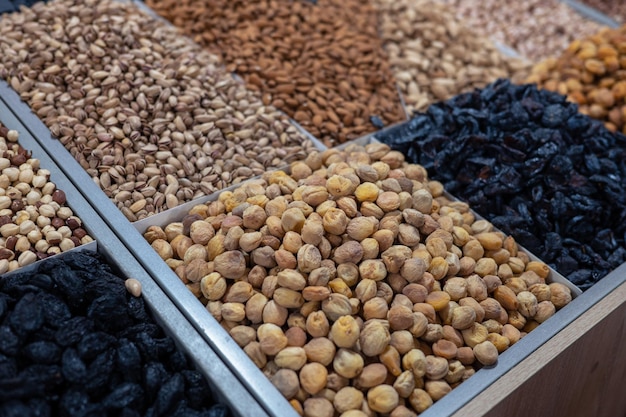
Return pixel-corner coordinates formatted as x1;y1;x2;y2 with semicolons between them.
0;123;93;274
144;143;572;416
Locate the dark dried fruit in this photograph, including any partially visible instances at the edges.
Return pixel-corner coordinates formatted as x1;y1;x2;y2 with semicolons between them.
23;341;61;364
154;373;185;416
103;382;144;409
0;251;230;417
378;79;626;290
77;332;116;360
61;348;87;384
8;293;43;336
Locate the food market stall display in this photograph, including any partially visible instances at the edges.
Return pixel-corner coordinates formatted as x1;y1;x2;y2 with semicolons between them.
1;0;626;416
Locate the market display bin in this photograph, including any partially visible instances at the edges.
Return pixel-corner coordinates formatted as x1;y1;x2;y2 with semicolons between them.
4;78;623;416
0;96;271;417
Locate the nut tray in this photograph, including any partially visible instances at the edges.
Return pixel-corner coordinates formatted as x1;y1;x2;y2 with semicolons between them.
2;80;607;416
0;95;270;417
3;78;626;416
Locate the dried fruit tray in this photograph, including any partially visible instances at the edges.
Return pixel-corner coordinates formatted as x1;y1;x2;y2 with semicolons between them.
0;94;271;417
3;77;611;415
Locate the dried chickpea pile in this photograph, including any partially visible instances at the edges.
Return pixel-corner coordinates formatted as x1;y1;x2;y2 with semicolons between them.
527;25;626;135
144;143;573;416
373;0;530;113
0;123;93;274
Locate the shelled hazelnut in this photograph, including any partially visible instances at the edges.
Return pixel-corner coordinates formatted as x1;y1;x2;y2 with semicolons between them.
0;123;93;274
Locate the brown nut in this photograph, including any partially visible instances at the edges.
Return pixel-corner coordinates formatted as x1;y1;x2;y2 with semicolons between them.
360;320;391;357
271;369;300;399
334;386;364;414
493;285;519;310
549;283;572;308
534;300;556;323
517;291;538;318
473;340;499;366
333;348;364;379
300;362;328;395
367;384;399;414
330;315;360;348
304;337;336;366
257;323;288;356
461;322;488;348
409;388;433;413
355;363;388;389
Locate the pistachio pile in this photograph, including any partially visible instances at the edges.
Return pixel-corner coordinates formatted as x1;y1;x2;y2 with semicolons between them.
527;25;626;135
373;0;530;113
0;0;316;221
0;122;93;274
144;143;572;415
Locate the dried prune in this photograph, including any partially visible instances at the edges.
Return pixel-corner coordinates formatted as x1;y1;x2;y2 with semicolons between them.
58;389;102;417
134;332;175;361
54;317;95;347
0;326;20;356
77;332;116;361
0;401;32;417
115;339;141;382
49;263;85;308
182;370;212;409
23;341;61;365
143;362;169;404
167;350;189;373
127;296;150;322
205;404;229;417
378;79;626;290
87;293;132;332
0;251;231;416
154;373;185;417
40;293;71;328
102;382;144;409
0;354;17;379
8;293;43;336
61;348;87;384
0;293;8;320
84;349;115;395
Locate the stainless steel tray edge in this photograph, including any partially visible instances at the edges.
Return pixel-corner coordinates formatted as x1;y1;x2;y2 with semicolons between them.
0;94;267;417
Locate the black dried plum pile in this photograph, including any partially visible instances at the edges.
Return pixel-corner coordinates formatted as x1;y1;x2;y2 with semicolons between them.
377;79;626;290
0;251;230;417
